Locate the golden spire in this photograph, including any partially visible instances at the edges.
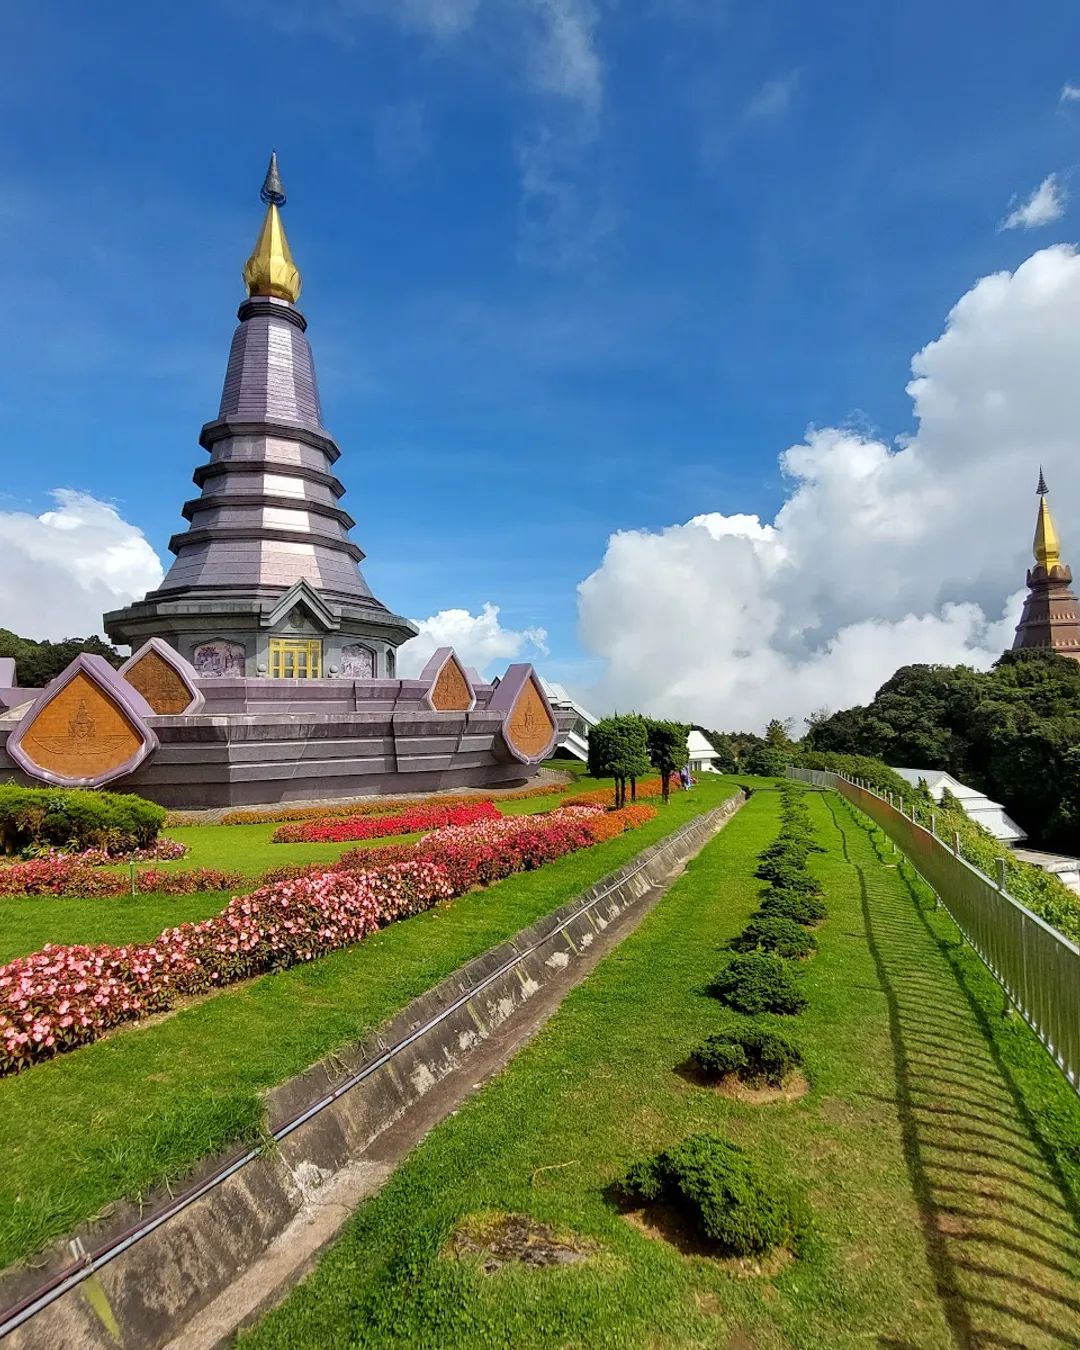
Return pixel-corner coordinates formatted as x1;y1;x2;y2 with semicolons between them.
243;151;302;304
1033;468;1062;571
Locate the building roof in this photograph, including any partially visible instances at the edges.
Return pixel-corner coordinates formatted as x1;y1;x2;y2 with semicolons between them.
687;729;718;759
891;767;1027;843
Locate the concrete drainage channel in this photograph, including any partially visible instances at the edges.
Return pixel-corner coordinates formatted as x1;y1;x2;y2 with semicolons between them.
0;792;746;1350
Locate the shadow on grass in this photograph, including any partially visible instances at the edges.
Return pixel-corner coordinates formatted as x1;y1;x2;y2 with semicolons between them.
824;795;1080;1350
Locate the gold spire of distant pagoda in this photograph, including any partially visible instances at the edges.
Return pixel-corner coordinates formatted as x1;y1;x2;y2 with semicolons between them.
1033;468;1062;572
243;151;301;304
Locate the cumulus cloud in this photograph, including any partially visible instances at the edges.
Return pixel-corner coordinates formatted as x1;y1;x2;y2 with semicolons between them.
578;244;1080;732
0;490;163;642
1060;84;1080;103
1000;174;1067;230
397;603;549;678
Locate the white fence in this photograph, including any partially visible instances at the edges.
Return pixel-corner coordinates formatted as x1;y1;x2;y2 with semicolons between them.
787;767;1080;1094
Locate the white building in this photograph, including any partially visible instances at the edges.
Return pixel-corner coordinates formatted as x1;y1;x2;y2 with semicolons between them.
687;729;722;773
539;679;597;762
890;768;1026;843
891;766;1080;894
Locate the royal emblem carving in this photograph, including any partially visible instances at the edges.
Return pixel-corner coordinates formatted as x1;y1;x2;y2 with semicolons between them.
123;649;192;714
9;658;157;787
506;678;555;758
431;655;473;711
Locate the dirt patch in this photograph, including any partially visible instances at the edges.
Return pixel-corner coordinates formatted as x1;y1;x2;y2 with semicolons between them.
623;1205;795;1277
445;1212;600;1274
715;1070;810;1105
676;1060;810;1104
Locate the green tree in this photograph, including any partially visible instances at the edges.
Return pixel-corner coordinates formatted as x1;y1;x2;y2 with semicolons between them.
644;718;690;803
0;629;122;688
804;650;1080;848
587;715;650;807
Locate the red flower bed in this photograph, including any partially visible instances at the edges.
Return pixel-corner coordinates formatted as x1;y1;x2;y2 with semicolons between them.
272;799;501;844
0;801;657;1075
0;856;246;898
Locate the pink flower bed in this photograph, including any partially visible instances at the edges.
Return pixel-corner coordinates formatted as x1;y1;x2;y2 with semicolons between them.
272;799;501;844
0;862;451;1071
0;803;635;1075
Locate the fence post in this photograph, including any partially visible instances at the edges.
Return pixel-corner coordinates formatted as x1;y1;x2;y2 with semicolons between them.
996;857;1007;890
952;831;961;856
930;812;936;838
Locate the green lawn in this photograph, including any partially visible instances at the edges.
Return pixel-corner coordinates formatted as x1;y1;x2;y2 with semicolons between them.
242;790;1080;1350
0;775;740;1272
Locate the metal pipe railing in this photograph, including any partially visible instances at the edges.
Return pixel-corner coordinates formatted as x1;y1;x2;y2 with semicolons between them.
788;767;1080;1095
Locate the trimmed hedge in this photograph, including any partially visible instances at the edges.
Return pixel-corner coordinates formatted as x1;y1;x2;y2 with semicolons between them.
620;1133;807;1255
730;914;816;959
0;785;166;856
709;953;808;1016
758;888;828;927
691;1024;803;1085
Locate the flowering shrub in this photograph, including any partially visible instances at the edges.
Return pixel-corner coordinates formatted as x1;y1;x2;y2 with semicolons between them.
583;803;659;842
272;800;500;844
0;798;658;1073
211;782;567;828
0;858;127;898
0;861;452;1072
0;857;242;898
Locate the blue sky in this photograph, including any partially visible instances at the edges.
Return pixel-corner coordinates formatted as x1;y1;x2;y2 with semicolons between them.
2;0;1080;710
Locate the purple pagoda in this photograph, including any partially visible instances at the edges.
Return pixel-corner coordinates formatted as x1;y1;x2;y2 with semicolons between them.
105;153;417;681
0;157;562;805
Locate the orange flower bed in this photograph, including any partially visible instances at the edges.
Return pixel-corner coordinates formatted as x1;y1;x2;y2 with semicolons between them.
573;777;682;808
585;803;659;841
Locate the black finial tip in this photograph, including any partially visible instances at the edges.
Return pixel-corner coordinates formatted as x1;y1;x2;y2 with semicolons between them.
260;150;286;208
1038;466;1049;496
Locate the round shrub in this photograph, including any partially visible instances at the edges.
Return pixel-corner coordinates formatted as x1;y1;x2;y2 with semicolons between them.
731;915;816;959
754;856;821;888
620;1133;806;1255
692;1037;748;1078
0;785;166;855
692;1025;803;1085
758;889;828;926
709;953;808;1015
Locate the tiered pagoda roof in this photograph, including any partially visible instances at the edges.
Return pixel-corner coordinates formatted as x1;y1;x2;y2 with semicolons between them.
1011;472;1080;661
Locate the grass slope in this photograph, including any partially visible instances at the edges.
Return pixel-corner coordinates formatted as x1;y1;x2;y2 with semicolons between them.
0;776;738;1272
242;790;1080;1350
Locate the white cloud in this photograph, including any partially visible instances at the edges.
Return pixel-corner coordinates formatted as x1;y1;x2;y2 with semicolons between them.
1061;84;1080;103
397;603;549;678
744;71;800;122
1000;174;1067;230
271;0;602;111
577;244;1080;732
0;490;163;643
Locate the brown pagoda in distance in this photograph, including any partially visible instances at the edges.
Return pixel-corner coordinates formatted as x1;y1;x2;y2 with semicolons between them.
1012;471;1080;661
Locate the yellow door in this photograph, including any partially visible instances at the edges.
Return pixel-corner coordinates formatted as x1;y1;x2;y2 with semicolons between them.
268;638;323;679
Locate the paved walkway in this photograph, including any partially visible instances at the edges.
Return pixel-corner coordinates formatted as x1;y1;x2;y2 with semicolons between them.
827;795;1080;1350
